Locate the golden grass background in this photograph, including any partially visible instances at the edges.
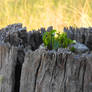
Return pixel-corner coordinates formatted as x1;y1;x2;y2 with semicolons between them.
0;0;92;31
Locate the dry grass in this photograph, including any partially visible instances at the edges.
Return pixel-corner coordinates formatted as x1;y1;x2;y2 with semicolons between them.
0;0;92;31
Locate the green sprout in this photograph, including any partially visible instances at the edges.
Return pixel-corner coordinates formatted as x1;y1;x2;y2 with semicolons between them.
42;30;75;50
70;46;76;52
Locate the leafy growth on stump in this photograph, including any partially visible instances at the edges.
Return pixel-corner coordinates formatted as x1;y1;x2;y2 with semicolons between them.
42;30;75;50
69;46;76;52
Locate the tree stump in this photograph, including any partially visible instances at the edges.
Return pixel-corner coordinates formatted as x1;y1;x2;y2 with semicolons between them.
0;44;17;92
0;24;92;92
64;27;92;50
20;48;92;92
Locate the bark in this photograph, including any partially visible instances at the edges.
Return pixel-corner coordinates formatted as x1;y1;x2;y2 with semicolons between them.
0;44;17;92
20;49;92;92
64;27;92;49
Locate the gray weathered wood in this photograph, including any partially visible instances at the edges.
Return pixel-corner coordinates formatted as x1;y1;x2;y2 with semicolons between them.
0;24;92;92
64;27;92;49
20;48;92;92
0;44;17;92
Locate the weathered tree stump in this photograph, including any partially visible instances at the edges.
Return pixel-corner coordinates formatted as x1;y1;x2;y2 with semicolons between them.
64;27;92;50
0;24;92;92
0;44;17;92
20;48;92;92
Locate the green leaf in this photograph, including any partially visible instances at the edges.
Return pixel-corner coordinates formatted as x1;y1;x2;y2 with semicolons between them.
70;46;76;52
42;29;75;50
53;39;59;50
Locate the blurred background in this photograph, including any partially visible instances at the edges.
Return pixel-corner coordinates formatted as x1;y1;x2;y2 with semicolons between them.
0;0;92;31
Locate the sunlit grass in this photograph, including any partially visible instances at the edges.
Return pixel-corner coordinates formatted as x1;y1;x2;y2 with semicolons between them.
0;0;92;31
